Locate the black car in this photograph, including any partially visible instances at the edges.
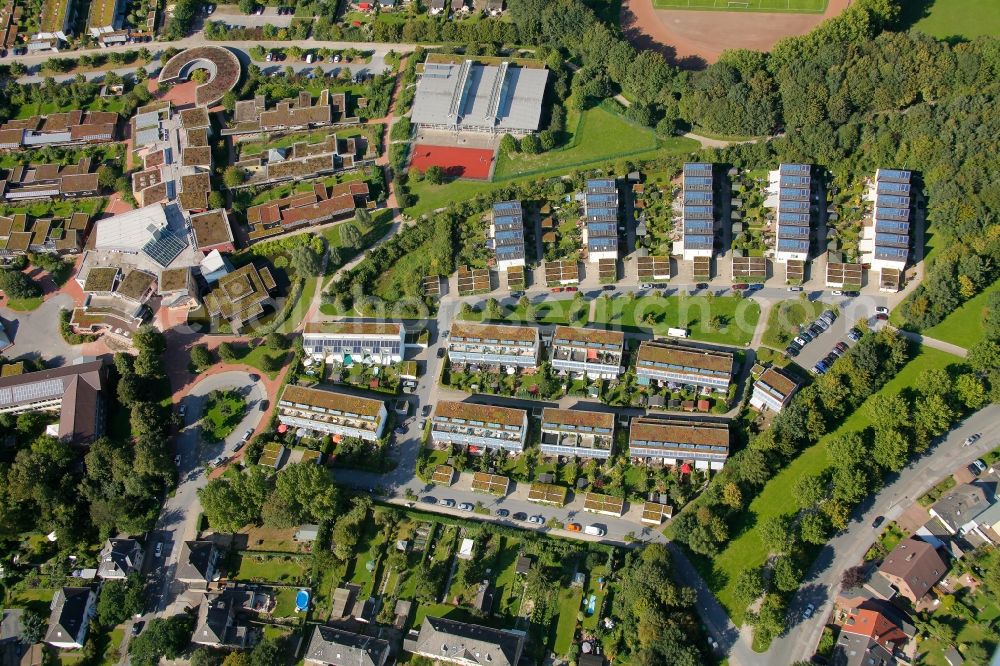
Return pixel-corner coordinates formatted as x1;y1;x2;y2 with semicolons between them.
394;425;406;434
131;621;144;636
785;346;799;357
512;512;527;521
496;509;510;518
603;285;615;291
696;283;709;290
249;374;260;382
436;348;446;358
422;405;431;416
871;516;885;529
421;496;437;504
844;291;860;297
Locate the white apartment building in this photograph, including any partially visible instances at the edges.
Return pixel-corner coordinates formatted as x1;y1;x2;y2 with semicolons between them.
447;322;540;370
583;178;619;263
635;341;734;393
766;163;813;263
489;201;526;270
549;325;624;380
861;168;912;279
430;400;528;453
749;366;799;413
540;408;614;459
277;385;388;442
302;321;405;365
628;416;730;470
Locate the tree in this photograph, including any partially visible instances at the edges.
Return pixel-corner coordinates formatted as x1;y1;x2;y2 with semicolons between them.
918;367;952;398
800;512;829;544
722;482;743;509
484;298;502;320
264;332;286;351
961;642;989;665
10;61;25;77
793;473;827;510
759;513;796;555
955;373;988;409
968;340;1000;374
340;224;362;250
133;349;162;378
914;394;954;439
772;556;803;592
733;566;764;605
0;270;41;299
872;428;909;471
208;191;226;209
249;637;287;666
424;165;445;185
132;327;165;355
217;342;237;361
354;207;372;230
117;372;144;406
129;615;194;666
191;648;224;666
190;344;214;369
519;134;541;154
499;134;518;154
289;243;324;277
841;565;867;590
223;166;245;188
19;610;45;644
238;0;255;12
96;575;144;627
264;463;340;527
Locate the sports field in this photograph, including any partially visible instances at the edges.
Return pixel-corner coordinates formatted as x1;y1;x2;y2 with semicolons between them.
409;144;495;181
907;0;1000;39
652;0;826;11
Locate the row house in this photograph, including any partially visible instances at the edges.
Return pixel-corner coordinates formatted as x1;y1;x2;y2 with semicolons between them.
766;163;814;264
583;178;619;262
549;325;624;380
489;200;526;270
628;416;729;470
277;385;388;442
677;162;716;261
430;400;528;454
302;321;405;365
446;322;540;370
635;340;734;393
540;407;614;460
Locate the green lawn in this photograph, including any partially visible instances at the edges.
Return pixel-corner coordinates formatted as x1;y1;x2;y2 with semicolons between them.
406;178;499;218
906;0;1000;39
99;625;125;666
201;390;247;443
272;587;301;617
760;299;827;349
922;278;999;349
221;345;291;380
493;104;696;181
4;296;44;311
276;276;317;335
705;345;962;623
553;586;583;656
593;294;761;346
6;587;56;615
232;552;310;584
652;0;826;11
460;298;579;326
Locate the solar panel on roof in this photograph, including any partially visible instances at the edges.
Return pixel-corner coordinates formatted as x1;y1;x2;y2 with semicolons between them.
684;191;712;203
875;247;908;258
777;239;809;251
142;232;188;268
684;219;713;232
9;378;64;404
684;236;713;249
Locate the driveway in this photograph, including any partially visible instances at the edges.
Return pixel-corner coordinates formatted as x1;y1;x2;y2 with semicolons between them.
146;371;268;616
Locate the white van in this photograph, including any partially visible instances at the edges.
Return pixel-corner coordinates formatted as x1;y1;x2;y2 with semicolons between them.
583;525;605;537
306;53;314;64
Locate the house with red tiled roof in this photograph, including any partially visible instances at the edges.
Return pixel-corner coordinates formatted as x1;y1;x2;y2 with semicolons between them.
832;607;915;666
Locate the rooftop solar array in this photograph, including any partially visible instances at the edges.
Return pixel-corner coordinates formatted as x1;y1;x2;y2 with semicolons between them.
142;229;189;268
682;163;715;255
0;377;64;407
872;168;913;268
583;178;619;258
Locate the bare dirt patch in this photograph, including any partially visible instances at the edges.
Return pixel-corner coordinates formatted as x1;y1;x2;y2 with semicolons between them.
621;0;850;68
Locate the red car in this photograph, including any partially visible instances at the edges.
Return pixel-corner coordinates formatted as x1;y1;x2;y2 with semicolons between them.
566;286;578;292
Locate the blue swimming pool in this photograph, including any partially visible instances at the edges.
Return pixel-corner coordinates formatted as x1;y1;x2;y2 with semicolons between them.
295;589;310;612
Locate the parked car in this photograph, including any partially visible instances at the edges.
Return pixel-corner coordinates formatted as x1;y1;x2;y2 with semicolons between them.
695;283;709;290
496;509;509;518
233;441;246;453
794;336;808;347
809;324;823;337
512;512;527;521
876;306;889;314
964;433;982;447
131;621;144;636
551;287;564;293
732;283;749;290
527;515;544;525
835;342;848;353
583;525;606;537
815;318;830;331
832;290;843;296
787;286;803;292
566;523;582;532
174;454;181;466
249;374;260;382
803;604;815;619
848;328;863;341
785;346;800;358
154;542;163;557
436;348;446;358
260;400;269;411
212;455;226;467
566;286;578;292
799;330;814;342
394;425;406;435
871;515;885;528
844;291;860;297
603;285;615;291
830;347;843;358
971;459;988;474
439;499;455;508
178;404;186;417
421;496;437;504
875;313;889;321
242;428;254;441
458;503;474;512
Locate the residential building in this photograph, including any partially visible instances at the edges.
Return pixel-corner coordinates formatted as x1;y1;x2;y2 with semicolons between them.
192;591;249;648
302;321;405;365
97;538;143;580
411;59;549;135
540;408;614;459
766;163;813;264
489;201;525;270
877;538;947;603
278;385;388;442
235;133;369;189
583;178;618;263
677;162;716;261
203;263;277;332
628;416;729;469
549;325;624;380
0;157;100;202
0;212;90;256
447;322;540;370
0;112;117;151
305;625;390;666
0;608;27;666
635;340;734;393
0;360;107;445
968;501;1000;545
928;483;992;535
861;168;913;288
44;588;95;650
87;0;123;35
176;541;221;589
406;616;525;666
245;181;369;243
750;366;799;413
189;209;235;254
431;400;528;454
832;607;915;666
223;90;357;136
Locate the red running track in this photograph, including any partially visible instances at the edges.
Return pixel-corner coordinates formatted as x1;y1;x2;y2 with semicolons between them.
409;143;495;181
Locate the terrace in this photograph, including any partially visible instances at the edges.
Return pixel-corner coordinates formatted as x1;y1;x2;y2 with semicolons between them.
159;46;242;107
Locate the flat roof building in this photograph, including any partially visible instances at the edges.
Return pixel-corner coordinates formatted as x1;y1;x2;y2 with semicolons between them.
677;162;716;261
766;163;814;265
411;59;548;135
0;111;117;151
278;385;388;442
629;416;729;470
302;321;405;365
245;181;369;243
750;366;799;413
635;340;734;393
431;400;528;454
862;168;912;287
540;408;614;459
489;201;525;270
447;322;540;370
203;263;277;332
549;325;624;380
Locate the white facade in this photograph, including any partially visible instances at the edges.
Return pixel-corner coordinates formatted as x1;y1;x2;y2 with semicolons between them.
549;325;624;380
749;367;798;414
431;400;528;453
302;321;405;366
861;168;912;278
278;385;388;442
766;164;813;264
447;322;540;370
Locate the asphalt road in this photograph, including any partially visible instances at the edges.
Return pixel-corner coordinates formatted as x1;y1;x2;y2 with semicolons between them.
145;371;268;616
0;295;81;365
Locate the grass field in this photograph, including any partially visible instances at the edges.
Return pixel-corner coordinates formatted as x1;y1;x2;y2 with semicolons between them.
4;297;44;311
704;345;961;623
652;0;826;11
201;390;246;443
922;278;998;349
233;553;310;583
553;587;584;655
593;294;761;346
906;0;1000;40
760;299;827;349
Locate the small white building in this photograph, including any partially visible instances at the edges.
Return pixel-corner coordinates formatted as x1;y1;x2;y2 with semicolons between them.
749;366;799;413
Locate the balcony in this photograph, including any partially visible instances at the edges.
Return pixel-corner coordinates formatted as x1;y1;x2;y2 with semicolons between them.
279;408;377;432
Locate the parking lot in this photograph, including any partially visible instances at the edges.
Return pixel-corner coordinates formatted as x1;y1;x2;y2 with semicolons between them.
790;297;889;370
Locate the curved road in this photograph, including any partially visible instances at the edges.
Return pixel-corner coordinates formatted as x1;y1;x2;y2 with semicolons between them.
146;371;268;615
